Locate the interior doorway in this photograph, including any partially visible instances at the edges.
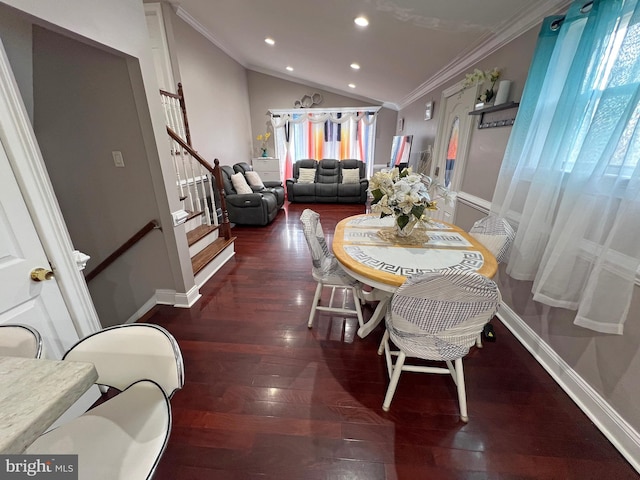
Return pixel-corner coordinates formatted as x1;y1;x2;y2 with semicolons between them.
431;82;478;223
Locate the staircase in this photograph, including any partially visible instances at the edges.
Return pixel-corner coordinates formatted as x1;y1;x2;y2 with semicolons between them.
160;84;235;287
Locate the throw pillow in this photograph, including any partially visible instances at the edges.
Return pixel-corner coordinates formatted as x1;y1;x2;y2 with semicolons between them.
245;171;265;189
231;172;253;194
298;167;316;184
341;168;360;184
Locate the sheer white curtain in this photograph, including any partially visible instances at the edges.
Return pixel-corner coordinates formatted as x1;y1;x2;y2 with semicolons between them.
491;0;640;334
270;107;379;180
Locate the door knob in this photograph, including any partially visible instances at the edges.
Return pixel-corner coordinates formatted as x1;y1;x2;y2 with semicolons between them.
31;268;54;282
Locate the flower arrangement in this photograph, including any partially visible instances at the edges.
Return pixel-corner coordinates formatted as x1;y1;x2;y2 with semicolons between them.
369;167;454;237
462;67;501;104
256;131;271;157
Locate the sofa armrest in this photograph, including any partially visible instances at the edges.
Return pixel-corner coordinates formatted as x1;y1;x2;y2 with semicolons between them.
225;193;265;208
263;180;283;188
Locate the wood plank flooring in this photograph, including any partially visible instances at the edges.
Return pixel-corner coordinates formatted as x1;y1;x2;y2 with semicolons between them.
146;202;637;479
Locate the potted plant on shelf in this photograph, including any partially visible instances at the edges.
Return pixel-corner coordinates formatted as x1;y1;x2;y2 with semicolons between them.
256;131;271;157
462;67;501;109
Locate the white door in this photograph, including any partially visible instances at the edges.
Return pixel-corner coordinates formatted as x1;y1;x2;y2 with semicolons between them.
0;140;81;359
431;84;478;223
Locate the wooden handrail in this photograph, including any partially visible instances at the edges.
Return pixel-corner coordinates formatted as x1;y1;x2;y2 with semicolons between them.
177;83;192;147
85;220;161;282
159;88;180;99
166;127;212;173
166;127;231;240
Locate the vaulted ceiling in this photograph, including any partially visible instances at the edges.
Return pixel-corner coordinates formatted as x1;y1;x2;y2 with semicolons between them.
170;0;570;109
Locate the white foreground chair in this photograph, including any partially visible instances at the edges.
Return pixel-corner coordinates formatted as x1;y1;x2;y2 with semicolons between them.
26;323;184;480
380;270;500;422
300;209;364;329
469;215;515;346
0;324;43;358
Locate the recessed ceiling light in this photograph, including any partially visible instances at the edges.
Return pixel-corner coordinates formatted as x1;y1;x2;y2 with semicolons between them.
286;66;294;71
348;83;356;89
350;63;361;70
354;16;369;27
264;37;275;45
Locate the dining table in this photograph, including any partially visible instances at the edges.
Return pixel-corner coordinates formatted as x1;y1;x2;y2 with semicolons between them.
332;213;498;338
0;355;98;454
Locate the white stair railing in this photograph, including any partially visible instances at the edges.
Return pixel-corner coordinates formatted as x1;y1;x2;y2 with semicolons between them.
160;85;217;227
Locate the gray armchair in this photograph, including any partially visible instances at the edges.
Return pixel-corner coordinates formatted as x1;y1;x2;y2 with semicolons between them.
232;162;285;209
220;165;278;226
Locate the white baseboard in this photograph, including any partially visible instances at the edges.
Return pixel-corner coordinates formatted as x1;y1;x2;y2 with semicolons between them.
194;244;235;289
155;289;177;305
497;303;640;474
124;287;201;323
174;285;201;308
124;295;159;324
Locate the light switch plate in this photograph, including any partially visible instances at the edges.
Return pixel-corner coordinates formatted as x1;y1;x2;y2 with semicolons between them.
112;151;124;167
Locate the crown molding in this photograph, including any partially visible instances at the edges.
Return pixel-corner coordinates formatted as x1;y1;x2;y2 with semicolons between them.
397;0;572;109
174;5;248;68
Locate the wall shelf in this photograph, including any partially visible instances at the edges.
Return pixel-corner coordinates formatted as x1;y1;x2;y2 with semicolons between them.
468;101;519;129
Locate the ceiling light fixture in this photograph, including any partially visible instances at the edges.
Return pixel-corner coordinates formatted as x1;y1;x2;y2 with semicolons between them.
348;83;356;89
354;16;369;27
350;63;360;70
286;66;294;71
264;37;275;45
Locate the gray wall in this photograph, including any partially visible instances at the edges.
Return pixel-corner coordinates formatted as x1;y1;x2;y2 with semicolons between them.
246;71;397;167
399;23;640;438
167;8;252;166
0;0;198;318
31;26;174;327
0;5;33;120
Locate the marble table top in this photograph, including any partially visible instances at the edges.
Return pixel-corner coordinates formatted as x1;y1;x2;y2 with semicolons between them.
0;356;97;453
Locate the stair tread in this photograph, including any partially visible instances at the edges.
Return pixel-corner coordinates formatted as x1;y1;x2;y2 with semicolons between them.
185;210;204;222
191;236;236;275
186;224;219;247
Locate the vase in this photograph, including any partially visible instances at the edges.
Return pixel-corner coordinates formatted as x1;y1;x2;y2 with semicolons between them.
394;217;418;237
494;80;512;105
261;148;268;157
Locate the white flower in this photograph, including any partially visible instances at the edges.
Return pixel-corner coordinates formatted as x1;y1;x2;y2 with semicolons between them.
368;167;450;229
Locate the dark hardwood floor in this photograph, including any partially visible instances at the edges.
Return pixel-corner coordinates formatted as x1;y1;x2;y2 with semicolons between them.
147;202;637;479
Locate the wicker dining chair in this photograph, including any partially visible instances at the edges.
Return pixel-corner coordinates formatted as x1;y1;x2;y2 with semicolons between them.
468;215;515;264
379;270;501;422
0;324;43;358
299;209;364;329
468;215;515;345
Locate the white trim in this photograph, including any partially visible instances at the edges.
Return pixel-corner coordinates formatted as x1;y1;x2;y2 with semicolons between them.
497;302;640;474
398;0;572;109
144;3;176;92
194;247;235;290
124;295;158;324
457;191;491;214
154;287;201;308
174;285;201;308
269;106;382;116
0;39;101;339
155;289;177;305
175;6;247;68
